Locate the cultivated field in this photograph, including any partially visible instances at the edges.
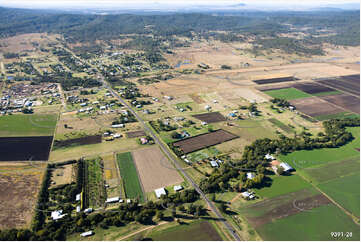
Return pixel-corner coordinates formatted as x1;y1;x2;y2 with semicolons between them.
116;152;144;202
318;172;360;216
289;96;344;118
126;130;146;138
173;129;238;154
0;136;53;161
253;76;299;85
148;220;223;241
300;156;360;184
320;94;360;114
239;188;359;240
264;87;312;100
132;146;183;192
192;112;226;123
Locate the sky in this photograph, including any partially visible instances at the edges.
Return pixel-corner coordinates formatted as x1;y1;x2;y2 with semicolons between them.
0;0;358;9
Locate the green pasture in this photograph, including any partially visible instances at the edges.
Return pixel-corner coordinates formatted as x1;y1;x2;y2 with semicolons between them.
116;152;144;202
318;172;360;216
256;204;360;241
254;174;311;199
279;127;360;169
0;114;57;137
300;156;360;184
264;88;312;100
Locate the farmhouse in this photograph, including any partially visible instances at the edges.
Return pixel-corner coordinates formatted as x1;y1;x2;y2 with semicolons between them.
140;137;148;144
84;208;93;214
51;210;66;220
80;231;94;237
241;191;255;200
280;162;295;172
174;185;183;192
106;197;120;203
112;124;124;128
247;172;256;180
76;206;81;213
155;187;167;198
265;154;275;160
76;193;81;201
210;160;219;168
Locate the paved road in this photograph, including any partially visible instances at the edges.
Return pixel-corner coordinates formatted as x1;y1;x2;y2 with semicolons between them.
63;47;241;240
100;77;241;241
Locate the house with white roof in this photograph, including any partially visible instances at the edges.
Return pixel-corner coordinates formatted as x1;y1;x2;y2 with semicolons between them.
155;187;167;198
280;162;294;172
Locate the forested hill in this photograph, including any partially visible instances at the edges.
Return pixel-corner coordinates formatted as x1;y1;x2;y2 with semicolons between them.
0;7;359;46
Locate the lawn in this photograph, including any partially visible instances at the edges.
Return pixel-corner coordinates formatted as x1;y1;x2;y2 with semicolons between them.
256;204;360;241
264;88;312;100
318;172;360;216
279;127;360;169
254;174;311;199
187;147;220;162
147;220;223;241
300;156;360;184
116;152;144;202
0;114;57;137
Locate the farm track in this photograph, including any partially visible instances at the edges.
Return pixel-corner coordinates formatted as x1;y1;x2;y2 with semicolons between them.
62;47;242;241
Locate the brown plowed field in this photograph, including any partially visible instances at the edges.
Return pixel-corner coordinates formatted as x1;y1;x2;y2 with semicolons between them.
132;146;183;192
318;78;360;96
247;194;331;228
290;97;344;117
292;83;336;94
126;130;146;138
253;76;300;85
192;112;226;123
173;129;238;154
320;94;360;114
53;135;102;149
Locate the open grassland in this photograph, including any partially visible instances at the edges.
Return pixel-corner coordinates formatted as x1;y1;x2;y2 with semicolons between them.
49;138;140;162
50;164;74;188
300;156;360;184
0;114;57;137
318;173;360;217
279;127;360;169
264;88;312;100
0;163;44;229
256;204;360;241
254;174;311;199
116;152;144;202
147;220;223;241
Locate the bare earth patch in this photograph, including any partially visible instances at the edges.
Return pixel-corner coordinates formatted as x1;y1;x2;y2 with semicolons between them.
132;146;183;192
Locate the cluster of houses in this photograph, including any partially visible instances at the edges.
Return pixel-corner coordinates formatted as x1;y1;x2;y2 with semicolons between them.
0;83;60;113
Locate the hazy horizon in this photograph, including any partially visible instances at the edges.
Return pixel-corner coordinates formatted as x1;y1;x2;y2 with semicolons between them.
0;0;359;10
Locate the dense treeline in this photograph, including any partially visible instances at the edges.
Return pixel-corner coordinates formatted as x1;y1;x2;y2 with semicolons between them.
0;7;358;48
